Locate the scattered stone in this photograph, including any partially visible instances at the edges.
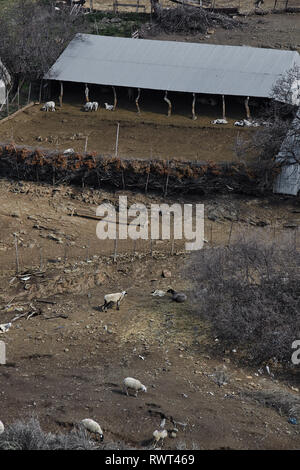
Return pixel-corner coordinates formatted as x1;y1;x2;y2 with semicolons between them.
162;269;171;278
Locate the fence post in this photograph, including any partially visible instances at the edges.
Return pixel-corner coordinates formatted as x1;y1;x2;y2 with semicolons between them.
228;221;233;245
14;234;20;274
113;238;118;263
27;82;31;104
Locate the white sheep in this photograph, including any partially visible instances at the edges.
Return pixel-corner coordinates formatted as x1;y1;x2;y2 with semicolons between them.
123;377;147;397
41;101;55;112
100;291;127;312
153;418;168;448
104;103;114;111
81;418;104;441
83;102;93;112
91;101;99;111
212;118;228;125
0;420;4;434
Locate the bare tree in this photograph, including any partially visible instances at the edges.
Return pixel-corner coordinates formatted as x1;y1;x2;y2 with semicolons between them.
237;65;300;164
0;0;88;88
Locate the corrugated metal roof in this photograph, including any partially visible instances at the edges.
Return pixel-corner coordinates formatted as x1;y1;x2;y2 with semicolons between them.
45;34;300;98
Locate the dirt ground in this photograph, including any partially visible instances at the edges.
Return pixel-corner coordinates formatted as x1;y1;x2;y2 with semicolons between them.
0;179;299;449
142;11;300;52
0;99;257;162
93;0;299;15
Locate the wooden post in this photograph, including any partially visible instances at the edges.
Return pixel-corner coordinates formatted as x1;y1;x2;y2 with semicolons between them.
85;83;89;103
135;88;141;114
171;236;175;255
27;82;31;104
89;0;94;10
113;238;118;263
84;136;88;155
115;122;120;157
164;160;169;197
14;234;20;274
17;86;20;110
39;80;43;103
228;221;233;246
145;165;150;194
59;81;63;107
164;91;172;117
40;247;43;270
245;96;251;121
192;93;197;120
136;0;139;12
112;86;117;110
222;94;226;121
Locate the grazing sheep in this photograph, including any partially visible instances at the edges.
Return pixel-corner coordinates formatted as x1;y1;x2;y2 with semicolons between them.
83;102;93;112
123;377;147;397
81;419;103;441
167;289;187;303
41;101;55;112
212;118;228;125
63;148;75;155
153;419;168;448
0;420;4;435
100;291;127;312
91;101;99;111
104;103;114;111
234;119;259;127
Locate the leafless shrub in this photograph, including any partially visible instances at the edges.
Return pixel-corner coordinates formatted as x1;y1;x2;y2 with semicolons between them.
238;65;300;163
0;417;136;450
185;235;300;367
244;389;300;420
150;5;241;35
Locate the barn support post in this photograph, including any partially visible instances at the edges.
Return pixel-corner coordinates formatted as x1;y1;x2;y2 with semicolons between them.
192;93;197;120
85;83;89;102
135;88;141;114
17;85;20;110
222;94;226;121
164;91;172;117
59;81;64;107
38;80;43;104
27;82;31;104
112;86;117;110
245;96;251;121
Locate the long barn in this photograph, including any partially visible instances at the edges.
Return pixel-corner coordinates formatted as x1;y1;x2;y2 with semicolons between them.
45;34;300;117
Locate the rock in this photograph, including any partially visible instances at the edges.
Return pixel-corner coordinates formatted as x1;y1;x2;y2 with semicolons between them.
162;269;171;278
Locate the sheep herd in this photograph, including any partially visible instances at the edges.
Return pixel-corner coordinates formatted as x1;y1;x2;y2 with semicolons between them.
41;101;115;113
